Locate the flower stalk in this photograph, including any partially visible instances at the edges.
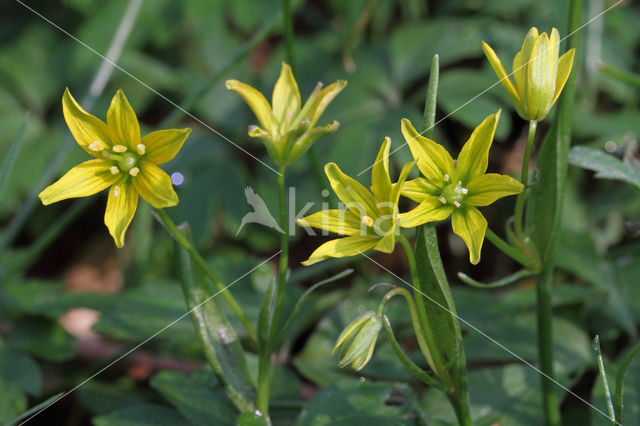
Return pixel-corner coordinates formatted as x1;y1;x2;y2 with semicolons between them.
514;119;538;238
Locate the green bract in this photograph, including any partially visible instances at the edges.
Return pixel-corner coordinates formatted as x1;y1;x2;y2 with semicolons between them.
398;111;523;264
332;311;382;371
483;27;575;122
297;138;414;265
226;62;346;167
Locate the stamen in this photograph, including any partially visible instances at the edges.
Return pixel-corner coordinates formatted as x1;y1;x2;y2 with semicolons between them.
457;180;462;186
439;196;447;204
454;201;461;208
443;174;449;182
461;188;468;194
136;143;146;155
113;144;127;153
129;167;140;177
113;185;121;198
361;215;374;227
88;141;104;152
110;166;119;175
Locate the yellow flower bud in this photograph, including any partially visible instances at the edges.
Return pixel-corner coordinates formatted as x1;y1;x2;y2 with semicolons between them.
332;311;382;371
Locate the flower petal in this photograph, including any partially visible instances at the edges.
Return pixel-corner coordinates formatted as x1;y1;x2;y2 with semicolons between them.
297;80;347;128
401;177;440;202
390;160;416;206
39;159;119;205
465;173;523;206
226;79;277;132
301;236;379;265
107;89;140;148
482;41;520;105
456;110;500;184
553;48;575;105
62;88;114;155
371;138;392;204
325;163;378;219
297;209;364;236
526;33;555;120
513;27;539;98
398;195;453;228
104;178;139;248
140;128;191;165
451;206;487;265
286;120;339;165
272;63;301;130
401;118;454;186
374;233;396;253
132;161;178;208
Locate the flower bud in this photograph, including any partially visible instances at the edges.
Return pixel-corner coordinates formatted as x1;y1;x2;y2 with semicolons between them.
332;311;382;371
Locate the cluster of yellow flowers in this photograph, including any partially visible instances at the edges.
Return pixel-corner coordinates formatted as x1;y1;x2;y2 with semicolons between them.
40;27;573;266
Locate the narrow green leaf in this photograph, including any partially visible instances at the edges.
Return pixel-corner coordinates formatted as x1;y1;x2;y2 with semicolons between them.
3;392;63;425
592;335;616;425
569;146;640;189
257;277;277;352
0;114;28;211
614;341;640;423
174;225;255;413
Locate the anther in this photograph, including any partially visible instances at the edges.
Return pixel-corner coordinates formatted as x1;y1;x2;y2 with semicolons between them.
439;196;447;204
454;201;461;208
110;166;119;175
461;188;468;194
361;215;374;227
129;167;140;177
113;144;127;153
113;185;121;198
457;180;462;186
88;141;104;152
136;144;146;155
443;174;449;182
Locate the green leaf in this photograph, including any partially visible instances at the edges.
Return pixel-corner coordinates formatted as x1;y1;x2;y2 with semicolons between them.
150;369;236;426
4;392;63;425
0;114;28;211
92;404;187;426
175;226;255;413
569;146;640;189
0;347;41;396
614;341;640;423
6;318;75;362
0;378;27;424
592;335;616;425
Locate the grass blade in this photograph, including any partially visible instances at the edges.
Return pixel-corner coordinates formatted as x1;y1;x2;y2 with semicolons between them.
0;114;28;211
614;340;640;422
593;335;616;425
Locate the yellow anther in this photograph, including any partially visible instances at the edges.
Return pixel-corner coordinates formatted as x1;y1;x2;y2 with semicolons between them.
439;196;447;204
454;201;462;208
443;174;449;182
113;144;127;153
129;167;140;177
461;188;468;195
113;185;121;198
457;180;462;186
361;215;374;227
136;144;146;155
110;166;120;175
88;141;104;152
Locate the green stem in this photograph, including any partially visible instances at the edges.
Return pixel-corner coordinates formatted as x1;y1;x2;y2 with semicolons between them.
256;347;271;417
537;265;560;425
153;208;258;343
281;0;296;74
514;120;537;238
397;234;440;375
614;341;640;422
485;228;536;269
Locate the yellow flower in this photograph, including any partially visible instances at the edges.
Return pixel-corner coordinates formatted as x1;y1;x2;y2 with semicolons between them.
398;111;523;264
39;88;191;247
226;62;346;167
297;138;414;265
482;27;575;122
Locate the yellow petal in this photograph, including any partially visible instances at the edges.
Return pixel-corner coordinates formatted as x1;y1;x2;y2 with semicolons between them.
140;128;191;165
132;161;178;208
398;195;453;228
481;41;520;105
62;88;114;155
374;233;396;253
371;138;392;204
272;63;301;130
38;159;119;205
286;120;339;165
107;89;140;148
513;27;539;98
526;34;556;120
226;79;277;132
401;177;440;202
297;80;347;128
104;179;139;248
552;48;575;105
465;173;523;206
301;236;379;266
451;207;487;265
456;110;500;184
297;209;364;236
401;118;454;186
389;160;416;206
325;163;378;219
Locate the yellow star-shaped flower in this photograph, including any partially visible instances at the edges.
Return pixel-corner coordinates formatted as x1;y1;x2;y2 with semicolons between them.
398;111;523;264
39;88;191;247
297;138;414;265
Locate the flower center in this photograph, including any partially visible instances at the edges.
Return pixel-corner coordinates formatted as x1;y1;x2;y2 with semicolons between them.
103;144;146;177
439;180;468;208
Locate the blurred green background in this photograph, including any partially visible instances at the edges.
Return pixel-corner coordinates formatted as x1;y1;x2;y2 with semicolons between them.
1;0;640;424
